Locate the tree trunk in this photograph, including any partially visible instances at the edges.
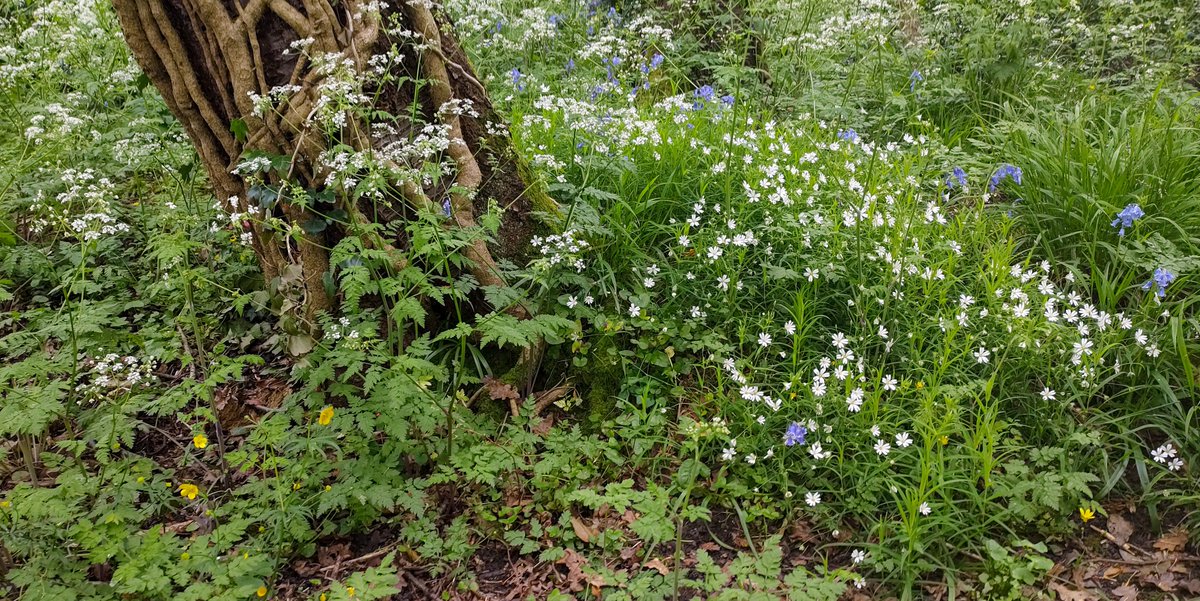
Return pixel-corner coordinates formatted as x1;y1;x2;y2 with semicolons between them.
111;0;543;327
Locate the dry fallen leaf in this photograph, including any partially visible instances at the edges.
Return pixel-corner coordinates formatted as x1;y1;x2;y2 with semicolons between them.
483;376;521;401
1152;528;1188;554
1110;584;1138;601
1049;582;1098;601
560;548;588;592
1107;514;1135;547
1146;570;1179;592
531;415;554;436
643;558;670;575
571;515;598;544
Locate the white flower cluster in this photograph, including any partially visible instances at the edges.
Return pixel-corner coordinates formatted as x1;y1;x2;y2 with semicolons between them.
75;352;157;403
1151;442;1184;472
29;168;129;242
531;230;590;273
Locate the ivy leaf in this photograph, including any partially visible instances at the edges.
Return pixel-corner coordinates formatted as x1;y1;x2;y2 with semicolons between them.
229;118;248;142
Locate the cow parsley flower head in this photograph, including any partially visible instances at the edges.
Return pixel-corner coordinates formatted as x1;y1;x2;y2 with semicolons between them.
1110;203;1144;237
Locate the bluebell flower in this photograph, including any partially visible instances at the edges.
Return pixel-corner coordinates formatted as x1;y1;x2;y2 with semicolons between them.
549;14;563;26
650;53;664;69
494;20;503;33
784;422;807;447
565;58;575;73
909;69;924;92
946;166;967;189
441;198;452;218
837;129;859;142
510;68;523;91
1110;203;1144;237
695;85;715;101
720;94;735;107
1141;267;1176;299
988;164;1022;191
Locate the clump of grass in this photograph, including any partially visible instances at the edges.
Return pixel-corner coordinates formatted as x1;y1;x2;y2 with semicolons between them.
989;93;1200;307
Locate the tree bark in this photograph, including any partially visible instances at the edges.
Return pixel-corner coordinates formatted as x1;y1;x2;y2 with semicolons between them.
112;0;543;326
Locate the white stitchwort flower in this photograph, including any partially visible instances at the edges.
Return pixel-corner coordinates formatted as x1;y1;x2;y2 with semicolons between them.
1151;443;1177;464
805;491;821;507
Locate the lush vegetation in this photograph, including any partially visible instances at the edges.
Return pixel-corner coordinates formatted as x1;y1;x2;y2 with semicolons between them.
1;0;1198;599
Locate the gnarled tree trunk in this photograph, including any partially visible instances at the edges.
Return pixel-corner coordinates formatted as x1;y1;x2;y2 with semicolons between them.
112;0;541;325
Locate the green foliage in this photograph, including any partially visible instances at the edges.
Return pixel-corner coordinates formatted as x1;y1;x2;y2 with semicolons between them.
1;0;1198;599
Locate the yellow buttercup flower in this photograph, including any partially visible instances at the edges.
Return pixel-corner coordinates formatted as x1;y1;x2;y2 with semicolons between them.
318;406;334;426
193;433;208;449
1079;507;1095;522
256;585;268;597
178;483;199;500
939;435;949;446
347;587;356;597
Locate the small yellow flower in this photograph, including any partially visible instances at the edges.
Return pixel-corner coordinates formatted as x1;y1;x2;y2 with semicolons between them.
915;381;925;390
1079;507;1095;522
180;552;190;560
320;595;327;601
293;481;302;491
193;433;208;449
939;435;949;446
178;483;199;500
256;585;268;597
136;476;145;483
347;587;355;597
318;406;334;426
324;485;332;492
0;500;10;509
